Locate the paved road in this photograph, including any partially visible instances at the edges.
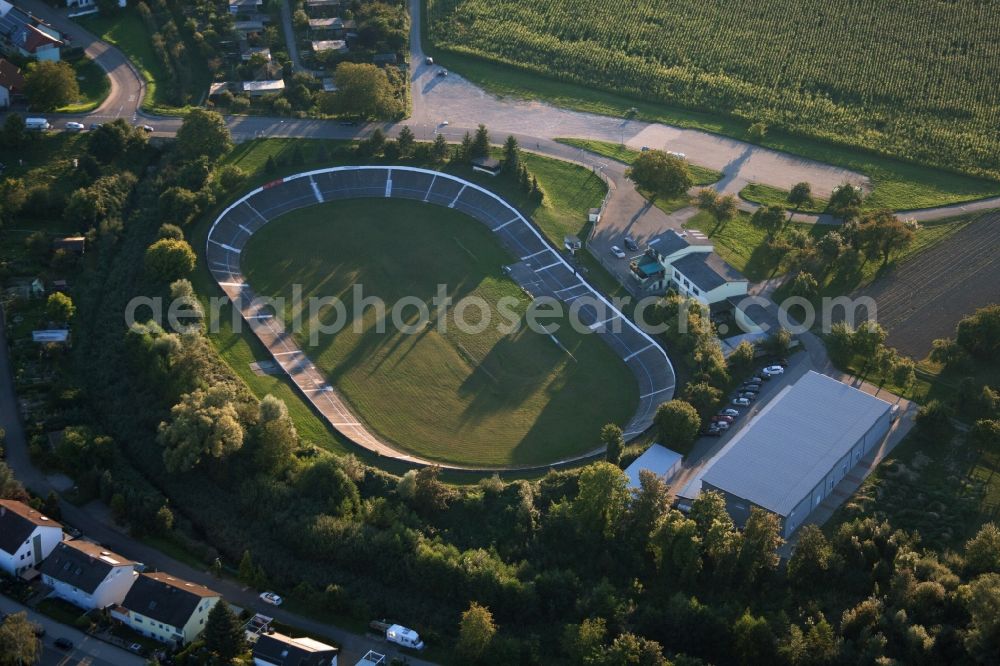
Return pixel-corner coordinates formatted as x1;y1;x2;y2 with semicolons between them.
0;307;435;666
17;0;145;123
0;596;146;666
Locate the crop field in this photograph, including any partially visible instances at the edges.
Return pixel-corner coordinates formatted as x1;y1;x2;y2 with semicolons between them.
855;211;1000;361
241;198;637;466
427;0;1000;180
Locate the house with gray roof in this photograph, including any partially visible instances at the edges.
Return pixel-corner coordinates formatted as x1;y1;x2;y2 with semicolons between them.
0;500;63;578
112;572;220;646
629;229;748;306
40;540;137;610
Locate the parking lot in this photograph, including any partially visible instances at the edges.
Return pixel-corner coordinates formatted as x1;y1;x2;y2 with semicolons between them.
669;350;809;501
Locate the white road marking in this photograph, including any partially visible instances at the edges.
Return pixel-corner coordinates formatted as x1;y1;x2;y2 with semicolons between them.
521;249;551;261
639;387;674;400
209;239;241;253
535;261;562;272
448;184;467;208
493;217;519;231
588;315;619;331
624;344;655;361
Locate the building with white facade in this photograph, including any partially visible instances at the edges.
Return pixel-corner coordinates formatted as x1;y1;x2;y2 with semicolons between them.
629;230;748;306
0;500;63;578
39;540;137;610
112;572;220;646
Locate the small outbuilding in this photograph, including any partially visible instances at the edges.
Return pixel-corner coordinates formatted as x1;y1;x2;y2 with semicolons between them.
471;156;501;176
53;236;86;254
624;444;683;489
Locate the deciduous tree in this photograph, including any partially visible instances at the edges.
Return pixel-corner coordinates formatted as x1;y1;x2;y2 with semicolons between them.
626;150;693;200
655;399;702;451
176;109;233;161
24;60;79;110
45;292;75;325
0;611;40;666
457;602;496;663
750;204;787;239
158;385;245;472
574;461;630;539
788;182;814;211
144;238;196;283
828;183;864;221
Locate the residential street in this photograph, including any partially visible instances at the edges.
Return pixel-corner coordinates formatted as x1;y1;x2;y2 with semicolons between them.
0;596;146;666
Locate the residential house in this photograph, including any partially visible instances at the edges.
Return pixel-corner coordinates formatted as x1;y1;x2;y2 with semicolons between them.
311;39;347;54
228;0;262;15
242;79;284;96
630;229;748;306
39;540;137;610
0;56;24;108
112;572;220;646
0;500;63;578
240;43;271;62
234;19;265;39
253;632;339;666
0;1;62;61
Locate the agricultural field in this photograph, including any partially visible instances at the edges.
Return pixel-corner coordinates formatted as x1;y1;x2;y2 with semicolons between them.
854;211;1000;360
427;0;1000;182
240;198;637;466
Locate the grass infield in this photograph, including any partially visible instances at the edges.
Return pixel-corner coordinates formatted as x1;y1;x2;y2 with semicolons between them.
241;198;637;466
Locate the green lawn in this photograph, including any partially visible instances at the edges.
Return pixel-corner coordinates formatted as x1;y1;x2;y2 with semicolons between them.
56;55;110;113
240;199;636;466
739;182;828;215
425;47;1000;211
555;137;723;185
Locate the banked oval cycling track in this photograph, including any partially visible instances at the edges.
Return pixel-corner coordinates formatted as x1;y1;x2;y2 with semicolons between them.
206;166;676;471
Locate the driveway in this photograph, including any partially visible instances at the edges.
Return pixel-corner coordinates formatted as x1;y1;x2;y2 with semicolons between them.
0;595;146;666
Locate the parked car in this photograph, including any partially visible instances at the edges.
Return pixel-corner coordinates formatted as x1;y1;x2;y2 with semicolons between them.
711;415;733;423
260;591;283;606
610;246;626;258
733;397;751;407
721;408;740;417
89;123;103;130
737;392;757;402
744;376;763;385
140;124;154;133
65;121;85;131
713;421;730;430
425;56;434;65
762;365;785;376
740;385;760;394
623;235;639;251
702;427;722;437
440;120;449;126
54;637;73;650
437;69;448;77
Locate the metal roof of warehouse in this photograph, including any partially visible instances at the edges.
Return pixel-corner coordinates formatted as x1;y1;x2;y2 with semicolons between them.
701;371;892;516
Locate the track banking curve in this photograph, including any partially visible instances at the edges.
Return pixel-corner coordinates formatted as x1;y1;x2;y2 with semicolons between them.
206;166;675;470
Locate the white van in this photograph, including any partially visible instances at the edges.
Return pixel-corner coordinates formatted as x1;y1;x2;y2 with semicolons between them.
25;118;51;131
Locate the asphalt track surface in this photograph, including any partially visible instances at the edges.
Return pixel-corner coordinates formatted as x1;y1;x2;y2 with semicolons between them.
207;166;676;470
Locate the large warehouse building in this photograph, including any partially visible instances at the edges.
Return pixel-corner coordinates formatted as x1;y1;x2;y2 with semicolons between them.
701;371;894;538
